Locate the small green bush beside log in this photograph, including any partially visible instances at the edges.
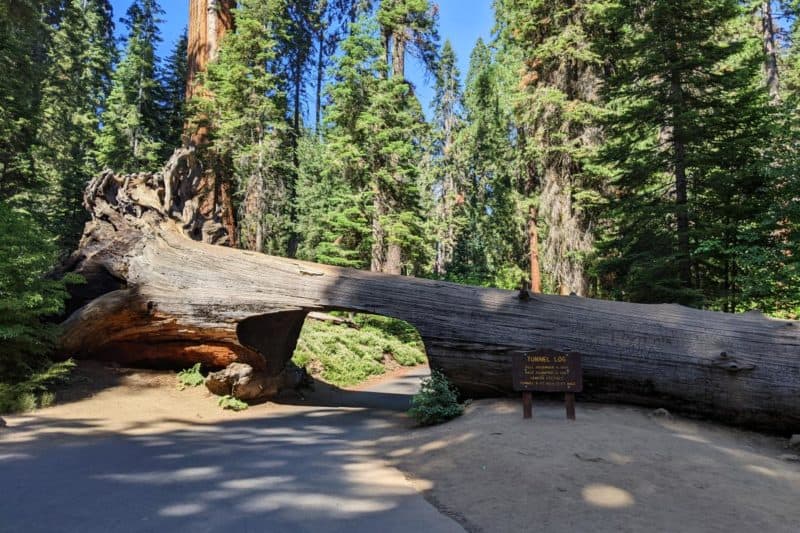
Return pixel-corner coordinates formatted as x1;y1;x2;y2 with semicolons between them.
409;370;465;426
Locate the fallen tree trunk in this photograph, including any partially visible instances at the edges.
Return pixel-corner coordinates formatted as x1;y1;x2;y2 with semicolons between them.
59;149;800;433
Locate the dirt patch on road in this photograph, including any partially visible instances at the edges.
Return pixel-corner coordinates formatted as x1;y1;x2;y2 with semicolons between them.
377;399;800;533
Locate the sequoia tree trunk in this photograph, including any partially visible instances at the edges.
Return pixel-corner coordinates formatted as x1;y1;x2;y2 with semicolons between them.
59;152;800;433
186;0;237;243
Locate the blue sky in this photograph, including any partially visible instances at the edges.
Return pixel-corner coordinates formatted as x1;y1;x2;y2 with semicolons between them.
108;0;494;115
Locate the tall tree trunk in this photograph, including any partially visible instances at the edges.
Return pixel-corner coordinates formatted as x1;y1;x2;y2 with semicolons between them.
287;66;302;258
670;71;692;287
382;32;406;275
391;32;405;78
761;1;780;103
529;206;542;293
207;0;218;62
186;0;237;245
187;0;234;101
315;28;325;133
371;187;387;272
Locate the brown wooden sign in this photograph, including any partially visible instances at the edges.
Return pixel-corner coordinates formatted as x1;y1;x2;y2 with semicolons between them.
512;349;582;420
512;350;583;392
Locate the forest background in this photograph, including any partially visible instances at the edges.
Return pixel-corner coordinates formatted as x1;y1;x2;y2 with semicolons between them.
3;0;800;397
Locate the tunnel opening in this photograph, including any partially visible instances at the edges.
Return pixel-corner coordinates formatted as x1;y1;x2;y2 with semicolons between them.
290;311;429;390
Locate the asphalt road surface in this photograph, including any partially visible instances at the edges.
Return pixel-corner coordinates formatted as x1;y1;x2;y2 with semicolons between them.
0;368;464;533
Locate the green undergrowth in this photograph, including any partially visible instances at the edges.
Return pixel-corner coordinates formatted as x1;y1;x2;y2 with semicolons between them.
0;359;76;414
218;395;248;411
177;363;204;390
292;313;427;387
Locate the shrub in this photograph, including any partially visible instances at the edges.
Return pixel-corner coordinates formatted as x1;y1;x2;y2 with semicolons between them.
177;363;204;389
0;205;80;381
408;369;464;426
0;359;75;414
0;205;80;414
218;395;248;411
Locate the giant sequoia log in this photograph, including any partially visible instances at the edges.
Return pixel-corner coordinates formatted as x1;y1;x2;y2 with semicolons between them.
60;149;800;433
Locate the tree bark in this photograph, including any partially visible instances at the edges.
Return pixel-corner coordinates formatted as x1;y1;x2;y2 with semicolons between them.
529;206;542;293
185;0;237;244
61;157;800;433
670;70;692;287
761;1;780;103
187;0;234;101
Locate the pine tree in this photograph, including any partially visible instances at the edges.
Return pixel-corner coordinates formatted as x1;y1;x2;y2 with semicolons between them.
376;0;439;77
0;0;50;202
0;2;81;392
310;0;374;132
447;38;524;288
369;0;438;274
315;16;431;274
427;40;465;277
592;0;775;307
0;203;76;381
96;0;165;173
161;30;188;152
311;17;389;268
494;0;603;296
200;0;293;254
34;0;115;251
295;132;371;267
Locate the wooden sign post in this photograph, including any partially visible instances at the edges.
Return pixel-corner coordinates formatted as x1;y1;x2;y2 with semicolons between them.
512;349;583;420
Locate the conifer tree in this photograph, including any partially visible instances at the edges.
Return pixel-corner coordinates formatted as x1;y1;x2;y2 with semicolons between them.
448;38;524;288
314;16;431;274
200;0;293;254
34;0;115;251
0;0;50;202
369;0;438;274
96;0;165;173
161;30;188;153
295;132;371;267
495;0;602;296
310;0;374;132
427;40;465;276
592;0;775;307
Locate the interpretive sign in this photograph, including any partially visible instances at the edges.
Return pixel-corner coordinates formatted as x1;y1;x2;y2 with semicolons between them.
512;350;583;393
512;349;582;420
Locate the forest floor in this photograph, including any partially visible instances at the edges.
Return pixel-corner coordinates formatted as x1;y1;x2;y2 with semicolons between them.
1;362;799;532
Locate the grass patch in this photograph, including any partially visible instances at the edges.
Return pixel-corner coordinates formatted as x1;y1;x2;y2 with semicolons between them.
292;314;427;387
0;359;76;414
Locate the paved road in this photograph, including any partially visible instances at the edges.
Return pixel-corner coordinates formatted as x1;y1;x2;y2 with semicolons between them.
0;368;463;533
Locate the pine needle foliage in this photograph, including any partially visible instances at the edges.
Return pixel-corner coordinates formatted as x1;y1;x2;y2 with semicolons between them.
0;205;80;382
96;0;165;173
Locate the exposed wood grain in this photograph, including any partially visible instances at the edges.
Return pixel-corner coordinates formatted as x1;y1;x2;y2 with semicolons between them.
60;152;800;433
